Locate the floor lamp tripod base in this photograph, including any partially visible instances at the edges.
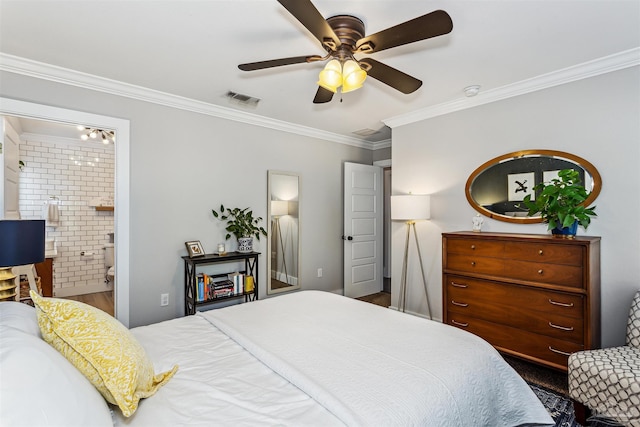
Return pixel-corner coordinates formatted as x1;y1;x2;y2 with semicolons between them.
274;217;288;285
398;221;432;320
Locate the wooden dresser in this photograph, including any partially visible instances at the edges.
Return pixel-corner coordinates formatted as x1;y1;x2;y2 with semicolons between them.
442;231;600;371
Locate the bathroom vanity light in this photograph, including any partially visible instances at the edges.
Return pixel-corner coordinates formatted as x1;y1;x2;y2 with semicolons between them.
77;126;116;144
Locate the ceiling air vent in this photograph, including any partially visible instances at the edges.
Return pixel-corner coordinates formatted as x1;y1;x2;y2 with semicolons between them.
225;91;260;108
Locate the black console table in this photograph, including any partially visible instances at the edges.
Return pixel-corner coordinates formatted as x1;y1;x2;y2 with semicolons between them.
182;251;259;315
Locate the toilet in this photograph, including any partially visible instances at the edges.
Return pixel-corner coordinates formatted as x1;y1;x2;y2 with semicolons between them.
103;243;115;283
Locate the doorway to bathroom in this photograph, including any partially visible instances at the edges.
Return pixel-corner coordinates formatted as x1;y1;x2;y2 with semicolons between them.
1;97;131;326
3;115;116;312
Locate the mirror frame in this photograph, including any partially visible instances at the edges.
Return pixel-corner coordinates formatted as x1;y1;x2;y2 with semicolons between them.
267;170;301;295
465;149;602;224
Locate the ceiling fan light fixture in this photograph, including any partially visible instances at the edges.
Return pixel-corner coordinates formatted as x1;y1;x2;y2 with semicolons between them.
317;59;342;93
341;59;367;93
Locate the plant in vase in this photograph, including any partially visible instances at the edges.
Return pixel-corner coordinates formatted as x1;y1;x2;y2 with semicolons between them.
522;168;597;237
212;205;267;253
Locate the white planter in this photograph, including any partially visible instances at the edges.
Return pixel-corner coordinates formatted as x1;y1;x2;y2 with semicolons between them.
237;237;253;253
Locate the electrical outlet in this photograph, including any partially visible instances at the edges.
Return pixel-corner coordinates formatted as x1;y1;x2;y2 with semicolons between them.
317;268;323;278
160;293;169;306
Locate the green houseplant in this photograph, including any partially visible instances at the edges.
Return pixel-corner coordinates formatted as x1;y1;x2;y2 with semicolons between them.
522;168;597;236
212;205;267;253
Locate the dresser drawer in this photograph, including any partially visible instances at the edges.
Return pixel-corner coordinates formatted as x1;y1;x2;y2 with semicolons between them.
446;238;504;257
445;275;584;319
505;242;583;266
446;253;504;275
504;260;583;288
446;314;584;370
445;276;584;343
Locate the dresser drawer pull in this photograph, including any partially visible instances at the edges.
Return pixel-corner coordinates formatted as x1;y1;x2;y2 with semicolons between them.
471;261;476;266
451;282;468;288
549;322;574;331
539;249;544;255
451;300;469;307
548;346;572;356
451;320;469;327
548;299;574;307
470;245;476;250
537;269;544;275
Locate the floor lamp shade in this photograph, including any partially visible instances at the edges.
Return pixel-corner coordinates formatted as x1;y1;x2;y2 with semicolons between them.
391;195;431;221
0;220;46;267
271;200;289;217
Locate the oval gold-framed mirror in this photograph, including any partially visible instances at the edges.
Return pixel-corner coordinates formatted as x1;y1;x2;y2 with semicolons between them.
465;149;602;224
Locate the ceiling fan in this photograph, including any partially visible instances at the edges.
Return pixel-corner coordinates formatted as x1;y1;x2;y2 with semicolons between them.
238;0;453;104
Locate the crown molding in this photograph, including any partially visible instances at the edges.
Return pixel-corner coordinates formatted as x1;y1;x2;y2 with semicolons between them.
3;49;637;148
0;53;372;149
383;47;640;128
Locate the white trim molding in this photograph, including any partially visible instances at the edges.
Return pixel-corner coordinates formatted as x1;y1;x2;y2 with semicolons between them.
384;48;640;128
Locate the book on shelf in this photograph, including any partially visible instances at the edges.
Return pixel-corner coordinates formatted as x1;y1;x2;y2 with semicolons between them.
228;272;245;294
196;272;254;302
245;275;254;293
196;273;205;302
197;273;228;301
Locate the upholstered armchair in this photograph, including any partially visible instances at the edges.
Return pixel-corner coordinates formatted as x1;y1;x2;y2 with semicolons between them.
568;291;640;426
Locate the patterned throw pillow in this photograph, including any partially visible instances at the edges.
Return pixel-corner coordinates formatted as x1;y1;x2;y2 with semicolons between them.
30;291;178;417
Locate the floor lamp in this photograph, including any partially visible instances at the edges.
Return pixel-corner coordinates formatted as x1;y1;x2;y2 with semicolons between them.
0;220;46;301
271;201;289;285
391;195;432;319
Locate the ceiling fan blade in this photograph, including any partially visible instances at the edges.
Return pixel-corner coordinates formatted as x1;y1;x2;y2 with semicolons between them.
359;58;422;94
313;86;334;104
277;0;341;51
355;10;452;54
239;55;323;71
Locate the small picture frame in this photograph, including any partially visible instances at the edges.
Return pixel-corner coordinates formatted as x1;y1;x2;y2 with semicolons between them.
185;240;205;257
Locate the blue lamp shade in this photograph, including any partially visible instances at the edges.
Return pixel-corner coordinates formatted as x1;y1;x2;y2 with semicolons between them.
0;220;46;268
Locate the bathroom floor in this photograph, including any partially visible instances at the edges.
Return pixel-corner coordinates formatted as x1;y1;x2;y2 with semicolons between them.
63;291;114;316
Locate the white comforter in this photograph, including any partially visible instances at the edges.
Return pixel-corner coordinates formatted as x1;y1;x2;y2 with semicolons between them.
117;291;553;426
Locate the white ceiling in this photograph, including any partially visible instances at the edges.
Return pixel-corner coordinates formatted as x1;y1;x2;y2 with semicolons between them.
1;0;639;146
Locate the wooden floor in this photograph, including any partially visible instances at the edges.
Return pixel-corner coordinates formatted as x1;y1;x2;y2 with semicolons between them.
63;291;114;316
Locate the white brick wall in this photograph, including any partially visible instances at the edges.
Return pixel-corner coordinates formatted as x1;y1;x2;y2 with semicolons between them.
19;137;115;297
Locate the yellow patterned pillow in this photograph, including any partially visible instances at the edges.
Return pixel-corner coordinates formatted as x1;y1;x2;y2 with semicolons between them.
30;291;178;417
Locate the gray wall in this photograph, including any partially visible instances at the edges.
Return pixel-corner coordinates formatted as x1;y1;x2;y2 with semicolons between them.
1;71;372;327
391;66;640;348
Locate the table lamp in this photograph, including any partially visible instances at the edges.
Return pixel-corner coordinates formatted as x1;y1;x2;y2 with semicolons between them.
0;220;46;301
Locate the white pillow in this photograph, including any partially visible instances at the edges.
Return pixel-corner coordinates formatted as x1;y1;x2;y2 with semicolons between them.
0;301;41;337
0;326;113;427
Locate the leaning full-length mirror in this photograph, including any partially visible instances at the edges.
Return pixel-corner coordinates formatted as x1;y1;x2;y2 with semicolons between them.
267;171;300;295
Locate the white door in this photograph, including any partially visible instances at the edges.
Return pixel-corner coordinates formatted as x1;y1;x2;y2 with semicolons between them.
343;162;383;298
1;117;20;219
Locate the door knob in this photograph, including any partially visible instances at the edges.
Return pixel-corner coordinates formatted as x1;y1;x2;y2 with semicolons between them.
341;235;353;241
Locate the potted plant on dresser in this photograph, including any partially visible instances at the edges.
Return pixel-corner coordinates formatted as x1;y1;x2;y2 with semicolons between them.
212;205;267;253
523;168;597;238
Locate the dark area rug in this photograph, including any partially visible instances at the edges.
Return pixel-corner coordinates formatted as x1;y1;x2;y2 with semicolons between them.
529;382;623;427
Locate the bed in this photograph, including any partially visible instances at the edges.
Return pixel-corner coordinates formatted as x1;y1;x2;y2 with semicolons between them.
0;290;554;426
